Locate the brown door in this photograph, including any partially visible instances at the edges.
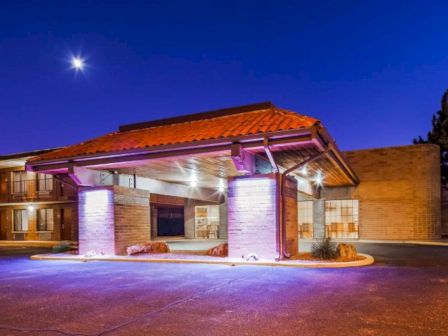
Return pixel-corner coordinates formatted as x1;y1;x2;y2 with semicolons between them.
0;210;7;240
60;208;72;241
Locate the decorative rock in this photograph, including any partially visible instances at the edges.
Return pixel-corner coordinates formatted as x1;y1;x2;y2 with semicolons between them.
206;243;228;257
143;241;170;253
336;243;358;260
126;241;170;255
126;245;145;256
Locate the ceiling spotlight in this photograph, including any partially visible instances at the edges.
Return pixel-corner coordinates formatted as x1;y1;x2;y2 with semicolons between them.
71;56;85;71
218;180;225;193
190;177;198;188
313;171;324;186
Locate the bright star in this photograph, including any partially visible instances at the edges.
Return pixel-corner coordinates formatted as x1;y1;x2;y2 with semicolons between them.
71;56;85;71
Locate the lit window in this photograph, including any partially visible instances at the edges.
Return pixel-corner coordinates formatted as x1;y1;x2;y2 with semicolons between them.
298;201;313;239
12;172;27;194
37;174;53;192
325;200;359;239
195;205;220;239
13;209;29;231
37;208;54;231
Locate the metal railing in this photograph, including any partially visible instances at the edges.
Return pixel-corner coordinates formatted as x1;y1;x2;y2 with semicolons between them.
0;179;76;203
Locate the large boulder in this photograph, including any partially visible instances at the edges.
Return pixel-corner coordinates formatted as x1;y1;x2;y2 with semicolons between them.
336;243;358;261
126;241;170;255
206;243;228;257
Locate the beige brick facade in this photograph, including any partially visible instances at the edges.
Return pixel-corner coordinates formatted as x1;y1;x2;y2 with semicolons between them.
316;144;441;240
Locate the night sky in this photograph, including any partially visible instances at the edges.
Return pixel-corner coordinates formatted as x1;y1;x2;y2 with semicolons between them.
1;1;447;155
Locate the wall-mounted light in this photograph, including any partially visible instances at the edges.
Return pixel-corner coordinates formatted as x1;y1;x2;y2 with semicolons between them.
27;205;34;211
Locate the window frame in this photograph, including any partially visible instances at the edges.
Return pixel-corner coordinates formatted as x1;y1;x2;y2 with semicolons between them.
36;208;54;232
36;173;53;193
298;201;314;239
324;199;359;239
13;209;29;232
12;171;27;194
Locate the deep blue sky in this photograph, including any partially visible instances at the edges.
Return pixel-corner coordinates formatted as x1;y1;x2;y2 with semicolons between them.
1;1;448;154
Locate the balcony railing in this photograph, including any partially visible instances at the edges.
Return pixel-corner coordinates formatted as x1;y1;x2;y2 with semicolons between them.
0;179;76;203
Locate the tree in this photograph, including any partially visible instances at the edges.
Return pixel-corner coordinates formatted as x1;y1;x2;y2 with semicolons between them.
414;90;448;186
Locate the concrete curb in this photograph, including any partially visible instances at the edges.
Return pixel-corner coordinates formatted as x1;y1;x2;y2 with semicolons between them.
300;239;448;247
30;253;375;268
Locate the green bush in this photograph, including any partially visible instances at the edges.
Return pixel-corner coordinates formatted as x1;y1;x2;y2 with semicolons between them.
311;238;337;260
52;241;72;253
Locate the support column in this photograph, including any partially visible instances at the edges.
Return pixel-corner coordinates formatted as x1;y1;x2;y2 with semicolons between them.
227;174;278;260
78;186;150;255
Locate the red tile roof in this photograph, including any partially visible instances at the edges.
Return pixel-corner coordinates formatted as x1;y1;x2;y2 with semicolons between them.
29;103;319;163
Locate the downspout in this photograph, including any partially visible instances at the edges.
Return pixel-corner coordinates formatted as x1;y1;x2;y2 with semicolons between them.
278;149;330;260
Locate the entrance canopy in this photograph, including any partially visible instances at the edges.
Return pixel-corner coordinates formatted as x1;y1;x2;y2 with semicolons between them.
26;102;358;194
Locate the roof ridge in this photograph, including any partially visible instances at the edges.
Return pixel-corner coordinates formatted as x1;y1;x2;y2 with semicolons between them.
118;102;275;132
120;107;279;135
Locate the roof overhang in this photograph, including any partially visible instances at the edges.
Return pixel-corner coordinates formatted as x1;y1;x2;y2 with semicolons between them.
26;124;359;187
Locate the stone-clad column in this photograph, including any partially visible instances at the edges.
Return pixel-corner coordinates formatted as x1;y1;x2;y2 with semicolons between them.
227;174;278;260
78;187;115;255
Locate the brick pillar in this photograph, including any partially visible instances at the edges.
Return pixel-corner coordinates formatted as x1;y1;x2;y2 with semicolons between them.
227;174;278;260
78;187;115;255
78;186;150;255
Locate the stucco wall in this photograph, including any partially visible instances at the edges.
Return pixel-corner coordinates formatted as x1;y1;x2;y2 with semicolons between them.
319;144;441;240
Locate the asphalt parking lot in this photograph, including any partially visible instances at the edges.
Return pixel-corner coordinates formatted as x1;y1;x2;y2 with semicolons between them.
0;243;447;336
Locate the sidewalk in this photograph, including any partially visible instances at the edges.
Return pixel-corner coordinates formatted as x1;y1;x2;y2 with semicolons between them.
0;241;70;248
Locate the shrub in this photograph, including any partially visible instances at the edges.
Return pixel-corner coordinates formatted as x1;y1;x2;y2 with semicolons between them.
52;241;72;253
311;238;337;260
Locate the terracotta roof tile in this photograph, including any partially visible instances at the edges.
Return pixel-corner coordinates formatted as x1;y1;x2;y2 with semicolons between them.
29;106;318;163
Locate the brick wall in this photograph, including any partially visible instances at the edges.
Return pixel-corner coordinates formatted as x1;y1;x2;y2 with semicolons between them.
78;186;150;255
0;203;77;241
319;144;441;240
113;186;150;255
227;174;278;260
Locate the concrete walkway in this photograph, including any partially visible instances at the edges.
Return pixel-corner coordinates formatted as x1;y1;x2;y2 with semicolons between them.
30;252;374;268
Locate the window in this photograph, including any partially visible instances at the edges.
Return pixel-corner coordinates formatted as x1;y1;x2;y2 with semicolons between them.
13;209;29;231
298;201;313;239
37;208;54;231
325;200;359;239
195;205;220;239
37;174;53;192
12;172;27;194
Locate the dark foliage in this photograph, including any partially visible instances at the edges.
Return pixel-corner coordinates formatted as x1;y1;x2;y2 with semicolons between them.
52;241;72;253
311;237;337;260
414;90;448;186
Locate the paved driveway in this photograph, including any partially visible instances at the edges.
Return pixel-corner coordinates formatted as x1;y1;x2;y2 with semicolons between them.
0;244;447;336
